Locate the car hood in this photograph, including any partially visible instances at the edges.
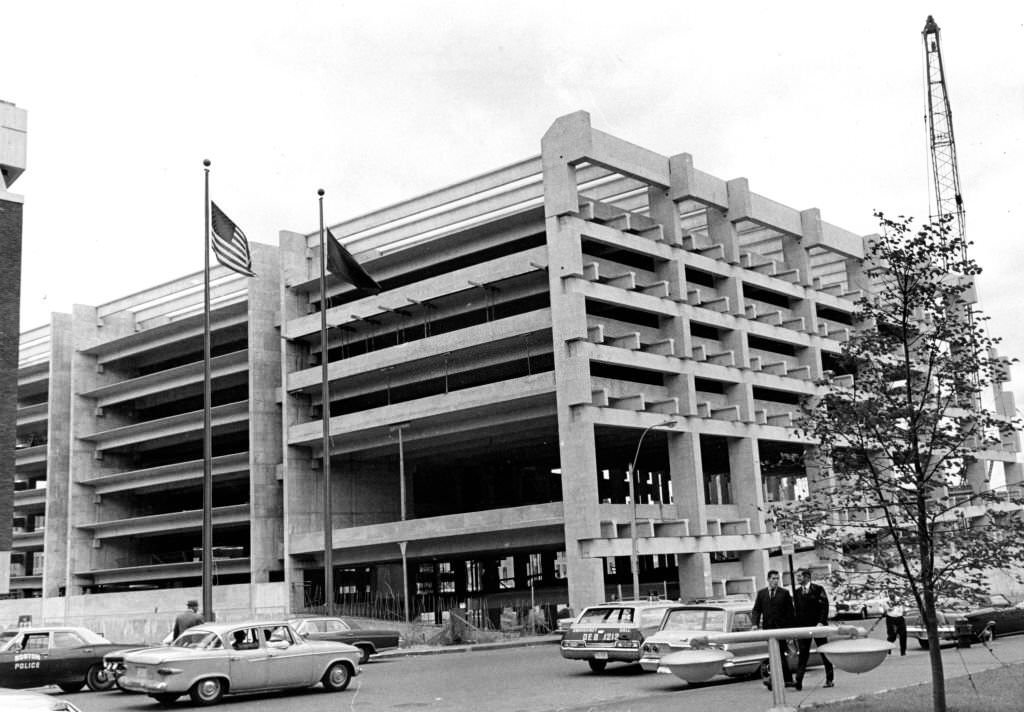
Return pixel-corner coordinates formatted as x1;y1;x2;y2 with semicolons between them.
303;639;360;653
124;646;214;664
644;629;719;646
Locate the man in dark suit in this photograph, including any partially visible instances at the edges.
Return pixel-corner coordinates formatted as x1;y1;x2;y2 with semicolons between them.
172;599;204;639
793;568;835;690
752;569;795;686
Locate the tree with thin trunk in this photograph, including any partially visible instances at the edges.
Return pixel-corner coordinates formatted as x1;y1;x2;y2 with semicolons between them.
770;213;1024;712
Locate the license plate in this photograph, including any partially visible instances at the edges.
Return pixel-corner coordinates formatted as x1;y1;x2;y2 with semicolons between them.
657;666;670;674
593;652;608;660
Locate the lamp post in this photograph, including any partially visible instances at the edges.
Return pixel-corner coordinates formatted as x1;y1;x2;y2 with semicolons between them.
627;420;677;600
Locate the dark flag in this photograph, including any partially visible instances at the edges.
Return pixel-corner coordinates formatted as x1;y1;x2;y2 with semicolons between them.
210;201;256;277
326;228;380;294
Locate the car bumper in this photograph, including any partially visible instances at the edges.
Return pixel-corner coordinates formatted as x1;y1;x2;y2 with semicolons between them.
119;675;179;694
907;625;955;641
560;646;642;663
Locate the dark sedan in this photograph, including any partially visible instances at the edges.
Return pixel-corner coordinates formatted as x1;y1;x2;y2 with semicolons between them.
288;617;400;664
961;598;1024;641
0;626;140;692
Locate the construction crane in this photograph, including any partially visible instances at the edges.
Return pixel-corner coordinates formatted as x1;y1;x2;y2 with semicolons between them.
922;15;967;260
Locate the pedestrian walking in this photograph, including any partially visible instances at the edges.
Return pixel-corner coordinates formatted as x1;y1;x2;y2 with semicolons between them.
793;569;835;690
885;593;907;655
172;599;205;639
752;569;796;687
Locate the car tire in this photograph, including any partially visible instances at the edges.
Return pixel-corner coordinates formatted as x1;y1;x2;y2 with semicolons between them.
58;681;85;693
587;659;608;673
189;677;225;706
917;639;930;650
322;661;352;691
86;663;116;691
860;607;869;619
153;693;180;707
356;645;372;665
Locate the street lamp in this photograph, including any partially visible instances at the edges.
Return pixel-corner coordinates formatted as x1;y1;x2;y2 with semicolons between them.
627;419;677;600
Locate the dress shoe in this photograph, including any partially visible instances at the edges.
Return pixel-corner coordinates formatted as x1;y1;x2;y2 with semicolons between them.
785;681;797;688
824;681;835;688
793;681;802;691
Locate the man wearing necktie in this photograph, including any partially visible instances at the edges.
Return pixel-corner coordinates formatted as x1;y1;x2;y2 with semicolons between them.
793;568;835;690
752;570;796;687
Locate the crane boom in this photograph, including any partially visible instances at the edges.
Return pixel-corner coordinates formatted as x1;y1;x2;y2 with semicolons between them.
922;15;966;256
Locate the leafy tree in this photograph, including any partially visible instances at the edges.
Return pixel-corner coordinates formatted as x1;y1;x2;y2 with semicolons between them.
770;213;1024;712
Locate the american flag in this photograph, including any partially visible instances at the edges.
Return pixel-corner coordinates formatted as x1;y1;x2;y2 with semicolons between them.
210;201;256;277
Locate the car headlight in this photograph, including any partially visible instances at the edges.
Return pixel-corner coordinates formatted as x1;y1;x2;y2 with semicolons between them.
643;643;659;654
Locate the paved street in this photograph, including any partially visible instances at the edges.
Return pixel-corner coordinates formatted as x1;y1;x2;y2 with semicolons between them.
48;629;1024;712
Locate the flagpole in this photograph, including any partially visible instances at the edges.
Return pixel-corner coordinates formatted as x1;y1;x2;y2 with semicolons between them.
201;159;215;622
318;188;334;617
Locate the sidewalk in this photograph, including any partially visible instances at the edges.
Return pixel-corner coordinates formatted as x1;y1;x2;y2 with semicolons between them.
376;631;562;658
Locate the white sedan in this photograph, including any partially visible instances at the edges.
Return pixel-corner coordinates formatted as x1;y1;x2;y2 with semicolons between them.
833;597;887;619
119;621;361;706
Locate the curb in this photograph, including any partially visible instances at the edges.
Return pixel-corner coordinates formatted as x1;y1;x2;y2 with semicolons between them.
376;635;562;659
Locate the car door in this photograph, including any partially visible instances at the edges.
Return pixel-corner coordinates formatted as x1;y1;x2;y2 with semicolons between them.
260;625;311;687
0;632;50;688
51;630;93;682
227;627;269;691
726;612;767;668
322;618;355;645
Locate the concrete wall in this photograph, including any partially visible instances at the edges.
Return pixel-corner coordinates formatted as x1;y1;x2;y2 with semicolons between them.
0;582;289;643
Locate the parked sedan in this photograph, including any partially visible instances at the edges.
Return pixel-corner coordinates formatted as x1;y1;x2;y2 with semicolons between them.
833;596;887;619
560;600;686;673
0;626;138;693
907;594;1020;647
119;621;361;706
639;601;823;678
287;616;399;664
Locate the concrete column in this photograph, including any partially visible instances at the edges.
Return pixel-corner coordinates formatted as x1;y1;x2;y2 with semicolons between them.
668;432;706;531
706;207;740;265
544;210;605;611
647;183;682;246
729;436;767;531
726;382;755;424
40;314;72;597
247;243;282;584
279;230;319;612
729;436;770;586
781;235;811;285
668;431;713;600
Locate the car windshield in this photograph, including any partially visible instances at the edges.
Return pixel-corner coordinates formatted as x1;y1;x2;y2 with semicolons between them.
172;630;223;649
661;609;728;632
578;607;635;624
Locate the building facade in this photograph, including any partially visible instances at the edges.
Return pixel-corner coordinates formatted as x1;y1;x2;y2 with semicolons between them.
7;111;1020;628
1;99;29;595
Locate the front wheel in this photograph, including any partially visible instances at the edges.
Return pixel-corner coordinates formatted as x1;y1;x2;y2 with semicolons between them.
587;659;608;673
58;681;85;693
86;663;116;691
322;661;352;691
189;677;224;706
152;693;180;707
917;639;930;650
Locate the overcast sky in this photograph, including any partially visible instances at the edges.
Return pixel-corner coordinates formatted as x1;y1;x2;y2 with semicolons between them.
5;1;1024;405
